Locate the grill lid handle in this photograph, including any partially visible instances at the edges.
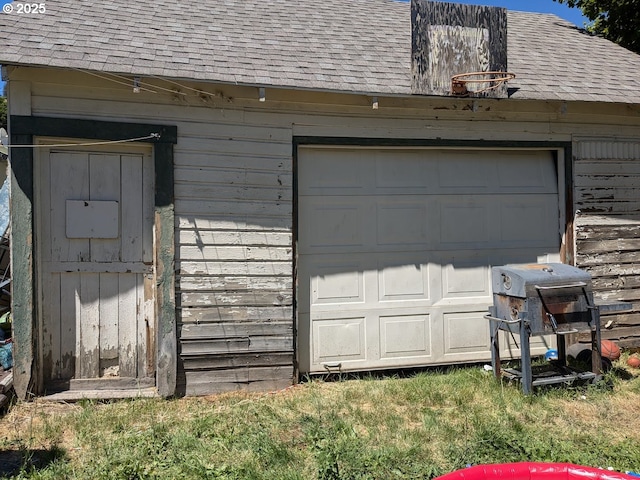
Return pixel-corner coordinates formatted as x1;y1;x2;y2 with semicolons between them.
534;282;587;290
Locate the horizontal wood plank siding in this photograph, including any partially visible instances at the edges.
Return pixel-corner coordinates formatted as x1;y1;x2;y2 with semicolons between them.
27;73;296;395
173;116;294;394
16;68;640;395
575;139;640;347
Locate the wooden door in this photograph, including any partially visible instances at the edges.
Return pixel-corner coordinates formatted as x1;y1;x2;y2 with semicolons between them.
37;144;155;390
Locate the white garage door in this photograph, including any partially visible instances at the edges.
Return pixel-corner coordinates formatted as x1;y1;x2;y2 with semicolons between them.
297;147;561;373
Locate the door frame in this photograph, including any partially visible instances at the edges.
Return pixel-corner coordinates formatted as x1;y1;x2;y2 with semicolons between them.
9;115;178;398
292;137;573;376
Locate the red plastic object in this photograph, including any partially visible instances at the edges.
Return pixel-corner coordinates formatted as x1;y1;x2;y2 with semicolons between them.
435;463;637;480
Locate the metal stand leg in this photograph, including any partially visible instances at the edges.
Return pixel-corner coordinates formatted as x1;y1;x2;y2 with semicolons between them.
520;320;532;394
591;306;602;376
557;334;567;367
489;307;501;379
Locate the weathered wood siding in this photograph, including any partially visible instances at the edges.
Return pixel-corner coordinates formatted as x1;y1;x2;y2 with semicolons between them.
574;140;640;348
8;67;640;394
16;71;295;395
172;121;294;394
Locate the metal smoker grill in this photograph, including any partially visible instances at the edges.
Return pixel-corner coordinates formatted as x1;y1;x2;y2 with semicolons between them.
486;263;602;393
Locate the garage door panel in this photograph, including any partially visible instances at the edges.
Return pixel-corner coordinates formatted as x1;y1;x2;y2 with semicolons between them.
441;255;491;300
313;316;366;365
496;151;558;191
375;151;434;189
497;249;561;266
500;196;559;246
437;152;498;189
298;147;561;373
439;200;490;246
298;149;373;194
443;311;492;356
380;314;432;359
376;199;431;247
310;261;365;306
378;261;431;302
299;197;369;250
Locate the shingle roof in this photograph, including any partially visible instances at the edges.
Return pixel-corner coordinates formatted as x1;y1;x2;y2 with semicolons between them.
1;0;640;103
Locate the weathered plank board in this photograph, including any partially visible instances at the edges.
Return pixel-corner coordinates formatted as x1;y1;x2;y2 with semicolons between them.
78;273;100;379
576;188;640;202
592;276;640;290
574;203;640;214
178;246;292;262
176;121;292;143
43;388;159;401
181;353;293;370
579;239;640;254
583;264;640;277
177;217;292;230
198;366;292;383
598;312;640;327
175;184;292;203
179;306;293;323
182;377;293;396
118;273;138;378
174;167;292;188
178;230;291;246
175;151;289;172
574;175;640;188
576;224;640;240
178;261;291;276
69;377;155;391
180;322;293;339
180;337;294;356
594;289;640;302
99;273;119;364
175;136;291;158
575;162;640;175
175;199;291;217
178;276;292;291
579;327;640;346
180;291;293;308
89;154;121;262
576;251;640;266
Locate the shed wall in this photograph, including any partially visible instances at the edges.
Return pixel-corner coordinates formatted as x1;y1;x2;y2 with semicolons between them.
574;140;640;348
10;68;640;393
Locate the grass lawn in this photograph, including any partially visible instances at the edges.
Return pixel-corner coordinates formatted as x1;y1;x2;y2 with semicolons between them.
1;358;639;479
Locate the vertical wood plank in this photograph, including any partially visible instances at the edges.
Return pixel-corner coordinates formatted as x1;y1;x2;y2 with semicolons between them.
139;273;154;378
78;273;100;378
142;154;154;264
99;273;120;373
41;273;61;381
50;152;90;262
89;153;121;262
118;273;138;377
141;154;155;377
9;131;34;400
121;155;144;262
38;149;52;263
60;272;79;380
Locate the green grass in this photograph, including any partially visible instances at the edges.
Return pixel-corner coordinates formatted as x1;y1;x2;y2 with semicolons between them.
1;362;640;479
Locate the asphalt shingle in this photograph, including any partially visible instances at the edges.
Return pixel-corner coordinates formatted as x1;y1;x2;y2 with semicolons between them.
0;0;639;103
